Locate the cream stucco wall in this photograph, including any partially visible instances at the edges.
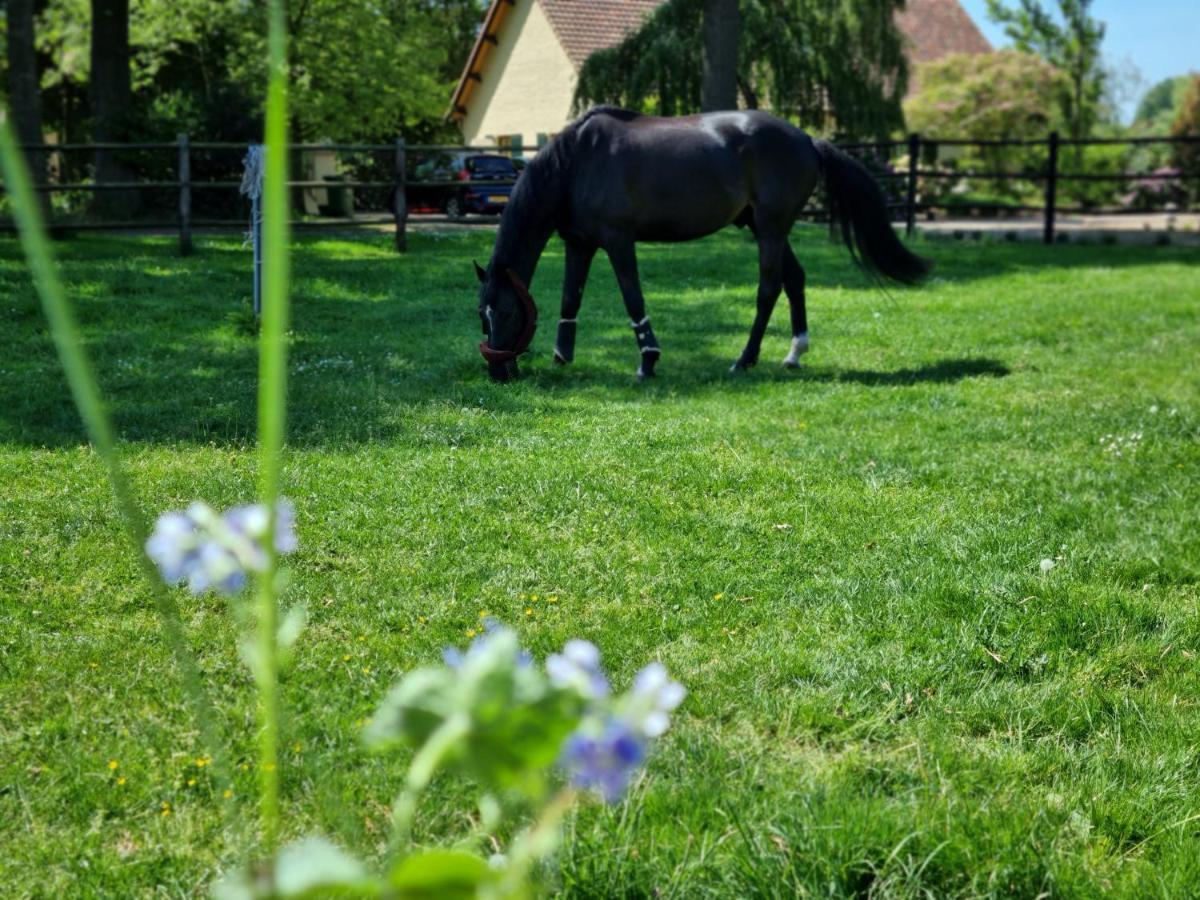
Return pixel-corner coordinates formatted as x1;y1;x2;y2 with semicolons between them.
459;0;578;150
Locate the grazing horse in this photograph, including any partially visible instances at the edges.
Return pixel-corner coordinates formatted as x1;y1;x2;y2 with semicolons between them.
476;106;929;382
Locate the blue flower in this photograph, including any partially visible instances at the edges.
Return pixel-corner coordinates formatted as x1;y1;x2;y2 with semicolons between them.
560;718;646;802
546;639;610;699
145;499;298;595
442;618;531;670
625;662;686;738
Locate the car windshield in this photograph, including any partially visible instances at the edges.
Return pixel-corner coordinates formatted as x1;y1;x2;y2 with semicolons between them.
467;157;517;176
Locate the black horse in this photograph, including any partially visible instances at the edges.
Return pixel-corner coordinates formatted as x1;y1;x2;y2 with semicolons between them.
476;107;929;382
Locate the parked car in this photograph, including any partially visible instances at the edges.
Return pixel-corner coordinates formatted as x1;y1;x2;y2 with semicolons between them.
409;153;521;218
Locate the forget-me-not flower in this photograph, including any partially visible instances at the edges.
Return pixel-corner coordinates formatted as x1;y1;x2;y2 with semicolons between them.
625;662;686;738
546;639;610;700
559;717;646;802
145;499;297;595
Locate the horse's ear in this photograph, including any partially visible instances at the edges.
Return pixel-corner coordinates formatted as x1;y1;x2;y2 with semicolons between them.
474;261;487;284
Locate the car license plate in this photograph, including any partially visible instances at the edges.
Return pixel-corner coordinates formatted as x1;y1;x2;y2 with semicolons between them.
489;195;508;204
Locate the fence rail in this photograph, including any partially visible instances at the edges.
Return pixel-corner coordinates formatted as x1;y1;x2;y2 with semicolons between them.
2;131;1197;253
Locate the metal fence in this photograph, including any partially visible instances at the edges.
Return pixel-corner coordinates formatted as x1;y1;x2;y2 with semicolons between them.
2;131;1197;254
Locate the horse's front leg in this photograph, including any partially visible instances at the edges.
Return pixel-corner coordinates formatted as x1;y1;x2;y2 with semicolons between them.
732;232;785;372
605;241;661;379
781;244;809;368
554;240;597;364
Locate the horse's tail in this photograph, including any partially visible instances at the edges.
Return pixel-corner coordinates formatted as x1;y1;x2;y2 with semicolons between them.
813;140;931;285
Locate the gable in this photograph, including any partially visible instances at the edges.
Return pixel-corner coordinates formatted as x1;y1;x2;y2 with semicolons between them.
896;0;993;64
451;0;992;122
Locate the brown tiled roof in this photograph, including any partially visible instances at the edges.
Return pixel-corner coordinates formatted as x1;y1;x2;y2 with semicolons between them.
450;0;991;118
896;0;992;64
538;0;665;68
540;0;991;69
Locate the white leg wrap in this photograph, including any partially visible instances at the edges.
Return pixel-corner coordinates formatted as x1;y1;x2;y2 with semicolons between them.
783;332;809;367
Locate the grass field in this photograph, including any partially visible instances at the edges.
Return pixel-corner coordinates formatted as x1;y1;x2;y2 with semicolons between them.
1;227;1198;897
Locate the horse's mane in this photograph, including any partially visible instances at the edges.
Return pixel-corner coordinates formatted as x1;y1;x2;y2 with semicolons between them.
493;107;638;267
516;106;637;198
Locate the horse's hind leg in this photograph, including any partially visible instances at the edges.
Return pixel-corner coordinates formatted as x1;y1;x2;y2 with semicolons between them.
555;240;597;364
781;244;809;367
732;230;786;372
605;240;661;379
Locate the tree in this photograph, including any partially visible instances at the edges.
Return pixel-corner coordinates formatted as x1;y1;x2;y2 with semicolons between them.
905;50;1066;201
90;0;139;210
984;0;1105;145
574;0;909;139
1134;75;1193;134
701;0;738;112
6;0;44;180
906;50;1066;139
1171;75;1200;194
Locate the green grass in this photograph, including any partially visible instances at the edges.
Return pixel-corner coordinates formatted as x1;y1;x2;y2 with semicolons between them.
1;228;1198;897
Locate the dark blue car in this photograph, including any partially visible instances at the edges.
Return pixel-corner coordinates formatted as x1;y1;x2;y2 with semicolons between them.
415;154;518;219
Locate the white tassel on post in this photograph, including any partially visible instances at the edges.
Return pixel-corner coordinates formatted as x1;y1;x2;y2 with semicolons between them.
239;144;265;318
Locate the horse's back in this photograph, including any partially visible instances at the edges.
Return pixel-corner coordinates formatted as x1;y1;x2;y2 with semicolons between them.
565;108;820;240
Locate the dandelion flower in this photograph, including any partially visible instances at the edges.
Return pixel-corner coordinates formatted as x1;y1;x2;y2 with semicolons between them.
117;776;127;786
223;789;233;800
108;759;119;771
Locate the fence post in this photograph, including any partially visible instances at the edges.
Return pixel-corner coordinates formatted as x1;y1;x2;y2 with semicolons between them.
178;132;192;256
393;137;408;253
905;132;920;238
1043;130;1059;245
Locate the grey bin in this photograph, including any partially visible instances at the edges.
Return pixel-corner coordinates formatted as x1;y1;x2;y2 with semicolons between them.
321;175;354;218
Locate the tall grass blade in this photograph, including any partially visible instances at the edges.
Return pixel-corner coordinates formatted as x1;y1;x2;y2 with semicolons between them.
254;0;292;851
0;111;230;794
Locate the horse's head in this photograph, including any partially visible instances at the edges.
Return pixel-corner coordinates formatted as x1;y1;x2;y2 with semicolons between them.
476;261;538;382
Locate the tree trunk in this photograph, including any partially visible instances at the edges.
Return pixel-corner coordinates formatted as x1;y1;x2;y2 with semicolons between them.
6;0;44;181
701;0;739;112
90;0;138;214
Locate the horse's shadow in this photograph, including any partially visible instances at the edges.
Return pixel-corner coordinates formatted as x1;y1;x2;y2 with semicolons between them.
810;357;1011;386
524;353;1010;395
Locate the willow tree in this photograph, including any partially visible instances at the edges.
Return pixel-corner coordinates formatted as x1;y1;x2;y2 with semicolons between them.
573;0;910;139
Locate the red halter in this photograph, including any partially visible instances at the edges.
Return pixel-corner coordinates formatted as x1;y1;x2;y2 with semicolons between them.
479;268;538;364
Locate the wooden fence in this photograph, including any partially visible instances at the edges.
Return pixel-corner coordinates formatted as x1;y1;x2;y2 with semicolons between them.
2;132;1198;255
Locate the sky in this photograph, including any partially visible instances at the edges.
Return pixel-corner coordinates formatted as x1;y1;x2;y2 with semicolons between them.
958;0;1200;121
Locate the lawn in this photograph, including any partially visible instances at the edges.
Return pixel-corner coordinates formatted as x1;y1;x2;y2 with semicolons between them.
1;227;1198;897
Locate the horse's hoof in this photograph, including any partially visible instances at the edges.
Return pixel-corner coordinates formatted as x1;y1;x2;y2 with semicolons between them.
553;348;571;365
638;350;659;380
783;334;809;368
730;358;757;373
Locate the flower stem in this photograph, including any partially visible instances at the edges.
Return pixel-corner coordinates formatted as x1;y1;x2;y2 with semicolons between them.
388;713;471;857
254;0;292;853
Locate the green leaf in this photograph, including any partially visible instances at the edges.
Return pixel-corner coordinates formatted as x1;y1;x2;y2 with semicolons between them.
366;629;585;796
274;836;376;897
388;850;494;900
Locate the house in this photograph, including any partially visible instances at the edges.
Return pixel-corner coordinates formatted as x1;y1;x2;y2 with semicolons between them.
449;0;992;150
